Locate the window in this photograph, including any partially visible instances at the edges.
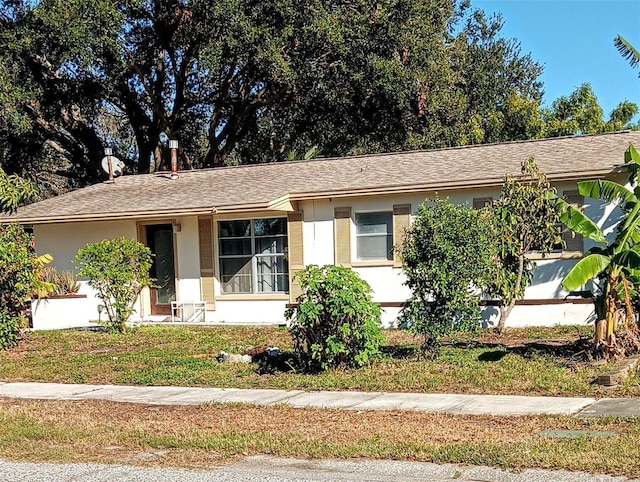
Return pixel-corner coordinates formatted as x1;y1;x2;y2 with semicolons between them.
527;191;584;257
355;212;393;261
218;218;289;294
473;197;493;209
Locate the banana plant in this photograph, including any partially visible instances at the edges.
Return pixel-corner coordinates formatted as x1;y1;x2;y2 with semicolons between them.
614;35;640;78
554;144;640;358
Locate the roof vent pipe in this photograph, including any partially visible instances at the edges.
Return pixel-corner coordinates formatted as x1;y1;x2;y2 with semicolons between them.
169;140;179;180
104;147;115;184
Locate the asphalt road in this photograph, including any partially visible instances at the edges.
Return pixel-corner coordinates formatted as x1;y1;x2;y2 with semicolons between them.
0;456;636;482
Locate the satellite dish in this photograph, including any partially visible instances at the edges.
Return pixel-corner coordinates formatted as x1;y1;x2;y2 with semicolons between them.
101;156;125;177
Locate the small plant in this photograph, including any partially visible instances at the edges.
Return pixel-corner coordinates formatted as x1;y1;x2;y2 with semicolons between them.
285;265;384;372
42;267;80;295
74;237;153;333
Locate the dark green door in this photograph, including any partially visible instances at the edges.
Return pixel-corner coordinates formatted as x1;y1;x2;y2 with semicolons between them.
146;224;176;315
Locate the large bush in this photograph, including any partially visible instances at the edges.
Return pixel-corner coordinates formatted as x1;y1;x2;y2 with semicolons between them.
400;198;496;355
74;237;153;333
285;265;384;372
0;224;40;349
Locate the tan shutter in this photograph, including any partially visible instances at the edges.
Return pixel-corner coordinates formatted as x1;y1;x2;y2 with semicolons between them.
473;197;493;210
198;216;215;309
287;212;304;302
393;204;411;268
334;207;352;267
563;190;584;254
136;222;147;244
136;223;149;317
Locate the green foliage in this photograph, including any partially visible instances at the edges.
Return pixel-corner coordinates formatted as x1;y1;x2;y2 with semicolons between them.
486;158;563;332
0;223;39;349
542;84;638;136
0;311;21;350
0;0;548;189
614;35;640;78
285;265;384;372
42;267;80;296
558;144;640;358
1;2;634;194
400;198;496;354
74;237;153;333
0;168;36;214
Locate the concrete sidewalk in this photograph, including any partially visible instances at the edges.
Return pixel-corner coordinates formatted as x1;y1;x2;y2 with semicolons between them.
1;381;639;417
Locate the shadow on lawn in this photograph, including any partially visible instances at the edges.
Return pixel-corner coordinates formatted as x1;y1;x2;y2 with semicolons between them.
455;337;594;363
380;344;421;359
249;335;594;375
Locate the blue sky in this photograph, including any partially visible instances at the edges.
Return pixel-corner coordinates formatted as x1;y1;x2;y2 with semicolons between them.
472;0;640;122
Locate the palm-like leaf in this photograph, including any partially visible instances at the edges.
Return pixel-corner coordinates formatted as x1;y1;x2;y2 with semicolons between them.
562;253;611;291
626;144;640;165
578;180;637;210
615;35;640;76
613;247;640;271
554;197;607;244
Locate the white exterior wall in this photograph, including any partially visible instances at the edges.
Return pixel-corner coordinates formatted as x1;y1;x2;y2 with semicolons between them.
174;216;203;303
33;220;140;328
298;182;619;328
29;179;622;330
30;296;96;330
34;220;138;272
203;300;288;325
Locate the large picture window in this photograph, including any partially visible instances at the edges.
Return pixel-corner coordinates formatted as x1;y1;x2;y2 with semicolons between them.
355;212;393;261
218;218;289;294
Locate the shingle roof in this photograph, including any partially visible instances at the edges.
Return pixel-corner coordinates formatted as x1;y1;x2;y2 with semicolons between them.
3;130;640;224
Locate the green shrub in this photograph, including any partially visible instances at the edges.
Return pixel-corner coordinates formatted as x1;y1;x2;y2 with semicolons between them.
0;224;39;349
400;198;496;356
74;237;153;333
0;312;21;350
285;265;384;372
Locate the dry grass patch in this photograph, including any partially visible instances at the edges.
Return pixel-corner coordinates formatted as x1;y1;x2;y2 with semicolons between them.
0;398;639;477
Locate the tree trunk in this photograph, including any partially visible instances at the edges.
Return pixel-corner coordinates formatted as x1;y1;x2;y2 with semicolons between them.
594;292;621;359
495;300;515;334
495;253;526;334
594;318;606;348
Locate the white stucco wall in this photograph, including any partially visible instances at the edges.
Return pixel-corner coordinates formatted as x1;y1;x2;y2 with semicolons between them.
34;220;137;272
298;182;620;328
28;177;622;330
30;296;96;330
174;216;202;302
204;300;288;325
33;220;141;326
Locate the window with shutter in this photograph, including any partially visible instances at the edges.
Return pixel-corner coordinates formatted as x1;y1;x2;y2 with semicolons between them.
562;190;584;255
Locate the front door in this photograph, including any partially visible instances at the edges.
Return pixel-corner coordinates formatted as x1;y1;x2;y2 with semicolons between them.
146;224;176;315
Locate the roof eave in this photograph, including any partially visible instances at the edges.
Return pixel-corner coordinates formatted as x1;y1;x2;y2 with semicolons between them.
3;207;216;225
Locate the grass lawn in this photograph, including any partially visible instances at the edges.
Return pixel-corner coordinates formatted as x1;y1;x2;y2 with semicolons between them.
1;398;640;477
2;325;640;477
1;324;639;397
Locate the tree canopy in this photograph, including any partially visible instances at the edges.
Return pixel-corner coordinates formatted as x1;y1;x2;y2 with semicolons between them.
0;1;637;196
